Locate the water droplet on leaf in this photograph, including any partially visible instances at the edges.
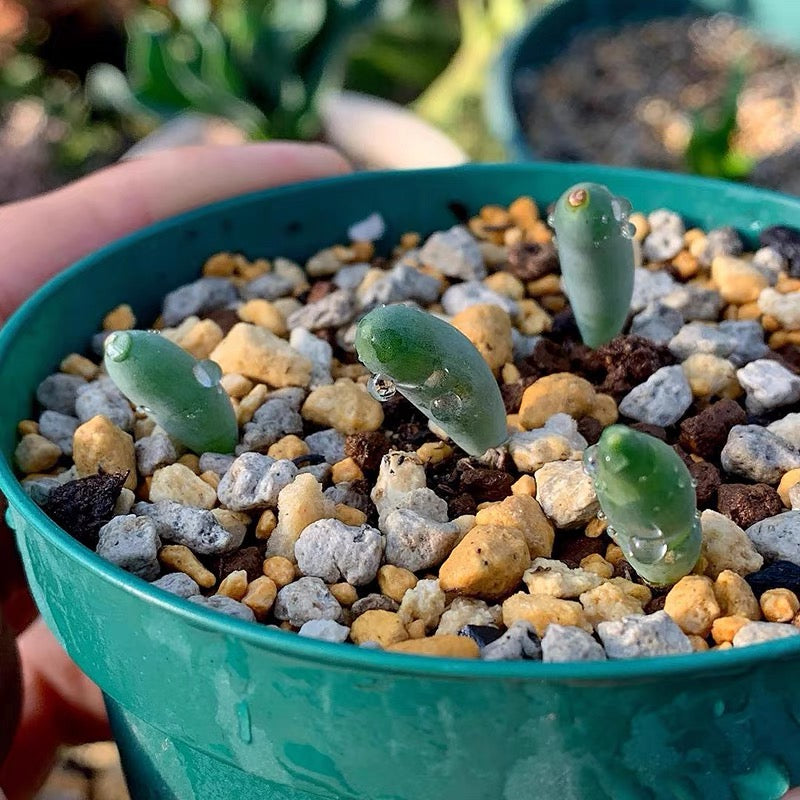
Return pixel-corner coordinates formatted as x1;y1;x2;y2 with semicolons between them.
193;359;223;388
104;331;132;362
368;373;396;402
430;391;463;421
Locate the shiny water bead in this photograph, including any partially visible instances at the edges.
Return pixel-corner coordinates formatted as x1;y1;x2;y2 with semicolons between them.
354;304;507;456
584;425;701;587
104;330;238;455
551;182;636;348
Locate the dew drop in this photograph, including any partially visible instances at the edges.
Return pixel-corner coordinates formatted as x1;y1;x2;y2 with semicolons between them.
135;404;153;415
638;475;648;483
611;196;632;222
690;479;698;488
368;373;396;402
430;391;463;421
597;510;606;521
583;446;599;476
620;221;636;239
629;530;668;565
104;331;132;362
547;212;555;228
193;359;223;388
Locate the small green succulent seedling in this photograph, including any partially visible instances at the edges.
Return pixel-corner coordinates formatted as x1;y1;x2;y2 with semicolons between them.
354;304;507;456
104;330;237;455
551;182;636;348
584;425;701;587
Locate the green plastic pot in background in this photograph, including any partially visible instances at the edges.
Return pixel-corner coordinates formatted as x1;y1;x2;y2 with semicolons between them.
487;0;800;162
2;164;800;800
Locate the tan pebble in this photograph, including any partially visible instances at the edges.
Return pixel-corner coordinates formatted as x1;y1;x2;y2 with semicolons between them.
762;313;780;332
211;509;250;539
517;298;553;335
664;575;721;636
405;619;427;639
519;373;597;429
331;457;365;484
439;525;529;600
511;475;537;496
605;543;625;566
451;304;513;374
480;204;511;227
509;196;539;227
272;297;302;320
176;453;200;473
579;582;644;627
150;464;217;509
202;252;237;277
334;504;367;526
589;393;619;427
400;232;421;250
137;476;152;502
302;379;383;434
468;216;497;243
453;515;476;539
262;555;295;588
539;295;566;314
714;641;733;651
350;610;409;647
200;470;220;490
378;565;418;604
134;416;157;441
688;634;710;651
608;577;652;606
629;212;649;242
179;319;224;360
501;363;521;385
585;517;608;538
527;274;561;296
524;220;552;244
712;256;768;304
682;354;741;399
331;360;368;381
103;303;136;331
351;241;374;262
475;495;554;559
769;331;790;349
737;301;762;321
255;509;277;540
278;621;294;632
684;228;705;248
777;276;800;293
237;299;287;336
329;582;358;606
241;576;277;620
579;553;614;579
672;251;699;280
700;510;763;578
17;420;38;436
73;415;137;490
236;383;268;426
416;441;453;465
210;322;312;388
268;435;309;461
60;353;99;380
14;434;60;474
236;256;270;281
760;588;800;623
523;558;602;599
722;305;738;321
216;570;248;601
711;614;751;645
502;593;592;636
159;545;215;588
484;271;525;300
478;240;508;268
778;469;800;507
306;247;343;277
506;414;525;433
387;634;479;658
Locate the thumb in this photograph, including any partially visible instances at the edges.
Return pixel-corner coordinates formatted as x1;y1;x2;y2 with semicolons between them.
0;142;350;323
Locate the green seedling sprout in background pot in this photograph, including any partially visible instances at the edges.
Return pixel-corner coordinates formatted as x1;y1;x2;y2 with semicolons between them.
104;329;237;455
354;303;507;457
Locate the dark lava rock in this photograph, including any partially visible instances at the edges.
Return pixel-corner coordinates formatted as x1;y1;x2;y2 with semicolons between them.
644;595;668;615
746;561;800;598
215;545;264;583
459;624;504;648
501;381;527;415
507;241;559;281
202;307;240;335
717;483;784;530
554;532;607;564
292;454;328;468
549;309;580;342
577;416;604;445
679;399;747;461
306;280;336;304
457;465;514;503
525;339;571;376
761;225;800;277
630;422;668;441
688;460;721;508
448;493;477;518
43;471;129;547
345;431;391;473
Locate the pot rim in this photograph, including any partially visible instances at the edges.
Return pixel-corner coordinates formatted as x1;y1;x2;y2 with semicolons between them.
2;162;799;683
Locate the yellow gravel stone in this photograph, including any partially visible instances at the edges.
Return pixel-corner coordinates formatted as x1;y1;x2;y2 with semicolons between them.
682;353;741;399
262;556;295;588
334;504;367;526
236;383;268;426
589;393;619;427
585;517;608;538
711;255;768;304
176;453;200;473
159;545;215;588
242;576;278;620
387;635;479;658
502;593;592;636
267;435;309;461
700;510;764;578
150;463;217;509
60;353;99;380
760;588;800;623
103;304;136;331
711;615;751;645
331;457;365;484
508;195;539;227
378;565;418;604
177;318;224;360
405;619;427;639
439;525;529;600
350;610;409;647
778;469;800;507
216;570;248;601
511;475;537;496
579;554;614;579
302;379;384;434
237;299;288;336
475;495;554;559
526;274;561;296
517;299;553;335
220;373;254;398
484;271;525;300
200;470;221;490
518;373;597;429
579;582;644;627
329;582;358;606
713;569;761;620
17;420;37;436
688;635;710;651
664;575;722;636
255;509;277;540
14;434;61;474
416;441;453;465
210;509;250;540
451;304;513;374
73;415;137;490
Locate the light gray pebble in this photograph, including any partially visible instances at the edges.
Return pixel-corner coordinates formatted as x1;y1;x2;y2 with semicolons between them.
719;320;769;366
542;624;607;662
481;621;542;661
767;413;800;449
698;226;744;267
162;277;238;327
217;453;298;511
239;272;296;301
136;500;244;554
286;290;355;331
22;476;61;505
268;387;307;412
188;594;255;622
630;267;677;313
75;377;135;431
441;281;517;316
198;452;235;477
721;425;800;484
150;572;200;598
274;577;342;627
238;399;303;453
289;328;333;389
597;611;692;658
732;620;800;647
758;288;800;329
324;482;371;515
38;410;79;456
135;433;179;476
295;519;384;585
512;330;541;361
335;321;358;355
297;462;332;483
333;263;371;290
382;508;461;572
96;514;161;581
91;331;111;358
746;511;800;565
113;487;136;517
647;209;685;235
642;229;683;262
298;619;350;643
378;486;449;529
737;359;800;415
618;365;691;426
305;429;346;464
629;302;684;344
36;373;86;415
357;264;440;310
753;246;786;282
535;461;599;529
351;594;399;617
669;321;737;361
661;286;724;321
418;225;485;280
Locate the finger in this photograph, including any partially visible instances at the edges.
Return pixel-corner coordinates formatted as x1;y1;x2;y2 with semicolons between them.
0;620;109;800
0;142;350;323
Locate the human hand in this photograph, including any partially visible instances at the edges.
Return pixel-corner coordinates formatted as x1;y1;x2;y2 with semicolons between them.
0;142;349;800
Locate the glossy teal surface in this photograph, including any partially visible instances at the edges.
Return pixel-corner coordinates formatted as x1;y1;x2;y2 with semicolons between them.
487;0;800;161
2;164;800;799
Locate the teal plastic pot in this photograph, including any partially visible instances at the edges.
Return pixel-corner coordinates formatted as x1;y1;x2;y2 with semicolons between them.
487;0;800;162
3;163;800;800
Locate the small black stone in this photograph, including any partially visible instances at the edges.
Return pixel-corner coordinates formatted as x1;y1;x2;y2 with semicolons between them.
745;561;800;598
293;453;327;467
761;225;800;277
459;624;503;648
